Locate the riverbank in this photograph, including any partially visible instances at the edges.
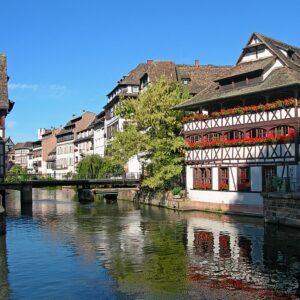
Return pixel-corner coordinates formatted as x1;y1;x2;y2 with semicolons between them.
0;204;5;235
131;189;263;217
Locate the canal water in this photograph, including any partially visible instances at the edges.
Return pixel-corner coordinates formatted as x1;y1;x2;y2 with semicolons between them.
1;188;300;299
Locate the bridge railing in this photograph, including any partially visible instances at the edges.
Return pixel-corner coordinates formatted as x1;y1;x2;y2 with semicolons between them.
4;172;141;183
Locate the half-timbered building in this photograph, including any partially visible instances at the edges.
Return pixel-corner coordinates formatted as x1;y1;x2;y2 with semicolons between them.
105;60;230;177
55;112;95;179
176;33;300;215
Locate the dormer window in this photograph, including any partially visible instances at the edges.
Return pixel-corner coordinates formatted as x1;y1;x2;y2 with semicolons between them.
181;78;191;85
140;74;149;89
287;49;294;59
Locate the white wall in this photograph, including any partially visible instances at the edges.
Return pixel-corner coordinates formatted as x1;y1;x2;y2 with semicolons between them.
94;126;105;157
229;167;237;191
212;167;218;190
186;166;193;191
188;189;263;206
240;48;273;63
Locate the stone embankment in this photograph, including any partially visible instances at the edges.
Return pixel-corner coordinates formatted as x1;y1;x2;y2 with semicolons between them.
263;192;300;228
0;203;5;235
132;189;263;216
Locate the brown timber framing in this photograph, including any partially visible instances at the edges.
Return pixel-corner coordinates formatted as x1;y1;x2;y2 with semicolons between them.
185;117;298;138
185;143;296;165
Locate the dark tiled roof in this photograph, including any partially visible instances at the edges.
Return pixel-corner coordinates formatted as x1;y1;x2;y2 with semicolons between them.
214;57;274;82
94;111;105;126
176;33;300;111
176;64;232;94
176;67;300;110
118;64;148;85
74;135;93;144
238;33;300;70
14;142;33;150
32;140;42;147
108;61;178;96
0;55;9;110
96;110;105;118
41;129;52;137
56;128;73;137
107;61;231;100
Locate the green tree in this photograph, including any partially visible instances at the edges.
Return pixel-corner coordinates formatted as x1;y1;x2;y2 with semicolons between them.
5;165;30;182
76;154;123;179
111;76;188;189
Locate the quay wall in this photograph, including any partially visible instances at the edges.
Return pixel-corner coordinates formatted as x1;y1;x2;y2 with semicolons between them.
263;192;300;228
132;189;263;216
0;204;4;235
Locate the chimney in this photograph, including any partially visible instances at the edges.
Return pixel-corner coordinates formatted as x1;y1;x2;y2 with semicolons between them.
194;59;199;67
147;60;154;64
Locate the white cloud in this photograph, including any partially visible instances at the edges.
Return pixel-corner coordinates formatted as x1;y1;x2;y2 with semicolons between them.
8;83;67;92
8;83;39;90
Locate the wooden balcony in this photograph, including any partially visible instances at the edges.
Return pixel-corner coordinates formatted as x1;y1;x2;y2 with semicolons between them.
184;107;298;133
186;142;296;165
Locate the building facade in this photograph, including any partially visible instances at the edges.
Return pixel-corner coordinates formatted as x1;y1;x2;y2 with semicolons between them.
55;112;95;179
177;33;300;215
74;122;94;167
105;60;230;177
41;128;60;176
14;142;33;170
93;111;105;157
4;137;14;170
0;55;14;179
32;140;42;174
46;148;56;177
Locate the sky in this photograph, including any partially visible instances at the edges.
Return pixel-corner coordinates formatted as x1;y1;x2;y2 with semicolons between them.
1;0;300;142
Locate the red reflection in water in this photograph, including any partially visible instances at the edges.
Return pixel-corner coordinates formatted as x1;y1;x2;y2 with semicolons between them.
194;231;213;256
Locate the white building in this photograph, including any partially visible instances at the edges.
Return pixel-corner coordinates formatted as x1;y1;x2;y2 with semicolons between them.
14;142;33;170
55;112;95;179
26;150;33;174
46;148;56;177
74;122;94;167
177;32;300;215
93;111;106;157
32;140;43;175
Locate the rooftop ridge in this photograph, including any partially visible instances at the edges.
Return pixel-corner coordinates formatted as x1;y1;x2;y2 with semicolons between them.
254;32;300;51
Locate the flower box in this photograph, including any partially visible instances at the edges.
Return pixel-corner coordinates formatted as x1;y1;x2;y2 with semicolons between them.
193;183;212;190
182;98;295;124
186;132;295;150
219;183;229;191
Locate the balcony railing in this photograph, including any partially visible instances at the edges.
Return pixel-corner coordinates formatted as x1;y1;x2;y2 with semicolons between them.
184;107;298;133
186;142;295;163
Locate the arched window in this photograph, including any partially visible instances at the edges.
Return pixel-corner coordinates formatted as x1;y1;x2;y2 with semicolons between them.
247;128;266;138
270;126;294;137
225;130;244;140
204;132;221;141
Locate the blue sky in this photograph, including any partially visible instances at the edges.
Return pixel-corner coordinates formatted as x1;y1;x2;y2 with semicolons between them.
1;0;300;141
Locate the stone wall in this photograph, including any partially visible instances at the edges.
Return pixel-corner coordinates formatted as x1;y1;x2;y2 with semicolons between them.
134;189;187;210
0;204;5;235
263;192;300;228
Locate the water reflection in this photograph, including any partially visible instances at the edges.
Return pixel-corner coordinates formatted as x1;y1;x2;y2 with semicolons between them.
3;189;300;299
